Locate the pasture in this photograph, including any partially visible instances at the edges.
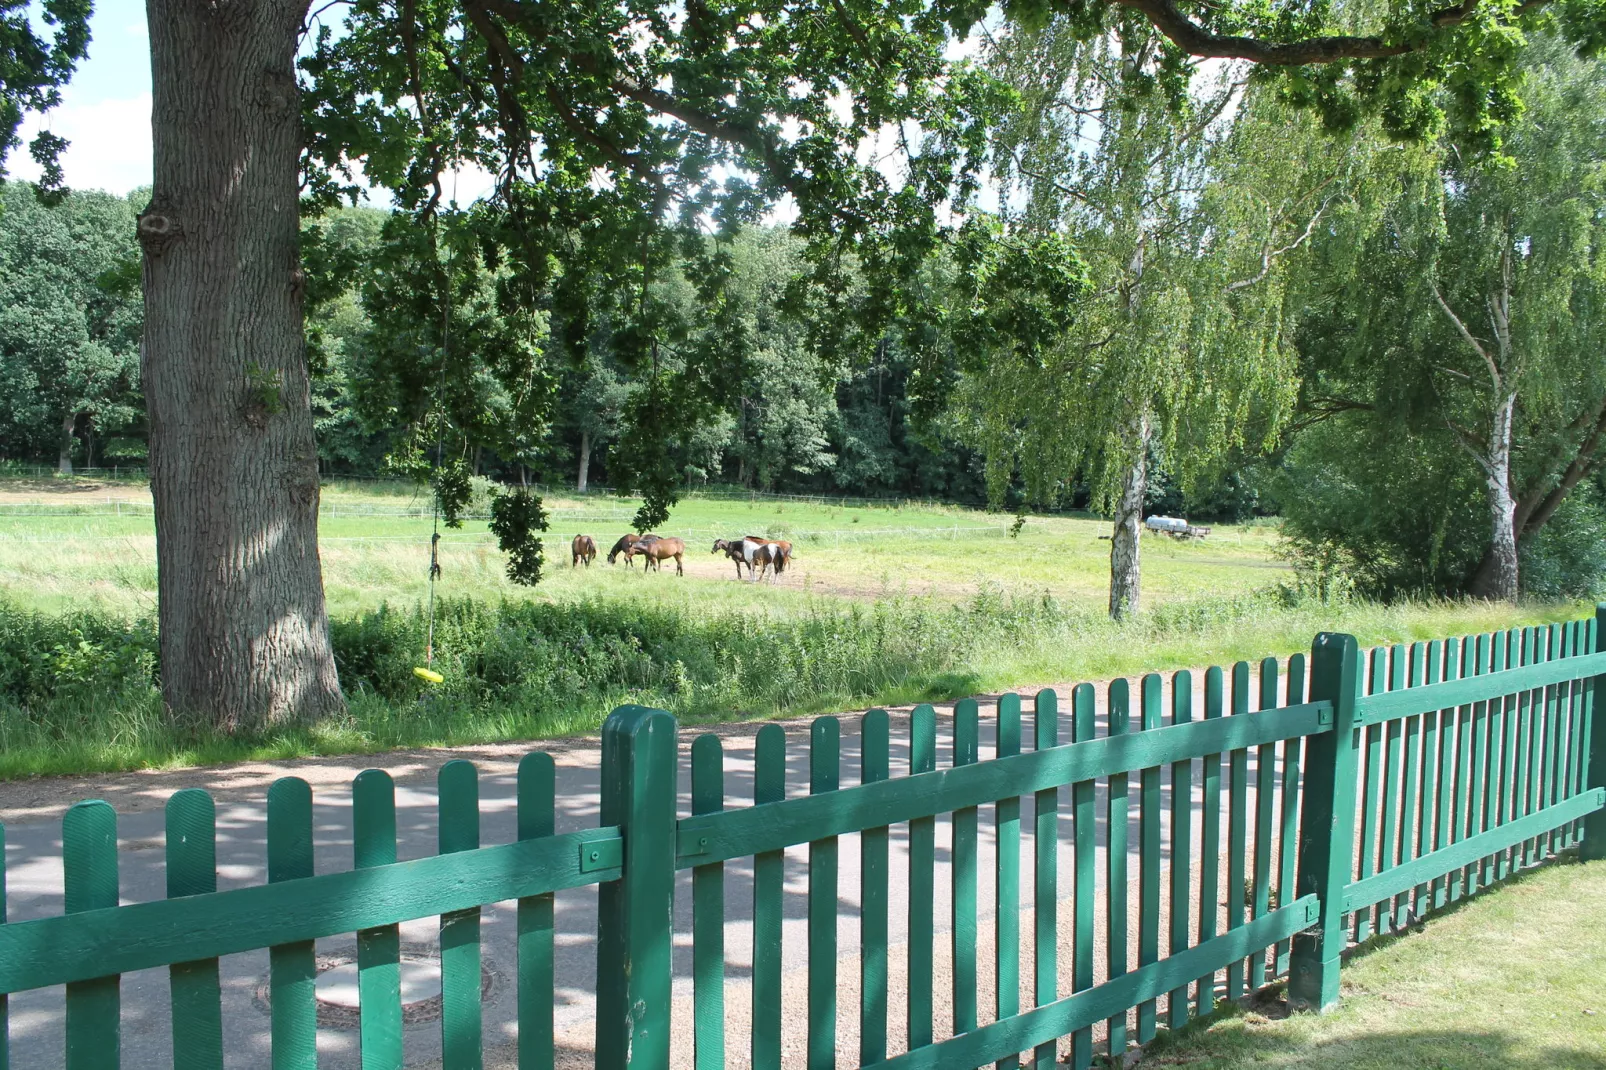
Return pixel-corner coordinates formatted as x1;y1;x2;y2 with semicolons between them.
0;476;1288;616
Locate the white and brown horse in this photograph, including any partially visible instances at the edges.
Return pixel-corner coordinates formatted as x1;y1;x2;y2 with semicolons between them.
739;535;793;582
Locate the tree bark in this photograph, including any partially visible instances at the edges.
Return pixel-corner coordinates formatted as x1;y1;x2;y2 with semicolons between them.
1109;411;1151;620
140;0;343;729
577;429;591;492
1468;391;1520;602
58;412;75;474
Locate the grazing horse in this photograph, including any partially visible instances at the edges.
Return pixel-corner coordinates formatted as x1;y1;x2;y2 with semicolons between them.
607;533;658;566
571;534;597;567
712;538;748;579
628;536;685;576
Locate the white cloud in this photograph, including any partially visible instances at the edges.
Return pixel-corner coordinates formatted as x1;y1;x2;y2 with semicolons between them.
13;90;152;195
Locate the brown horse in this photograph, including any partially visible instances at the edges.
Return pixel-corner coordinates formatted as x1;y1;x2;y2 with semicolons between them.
628;536;685;575
712;538;748;579
740;535;793;581
607;533;658;566
571;534;597;567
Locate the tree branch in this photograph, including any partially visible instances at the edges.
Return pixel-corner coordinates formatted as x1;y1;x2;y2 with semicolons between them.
1426;275;1501;390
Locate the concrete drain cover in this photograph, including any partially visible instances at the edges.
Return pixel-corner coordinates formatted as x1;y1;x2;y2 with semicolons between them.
256;943;498;1029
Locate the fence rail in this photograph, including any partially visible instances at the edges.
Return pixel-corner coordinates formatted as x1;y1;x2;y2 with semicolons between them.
0;610;1602;1070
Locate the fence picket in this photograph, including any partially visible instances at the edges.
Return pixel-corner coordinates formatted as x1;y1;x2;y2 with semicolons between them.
993;694;1022;1070
1249;658;1277;990
809;719;840;1070
166;789;223;1070
692;736;726;1070
439;760;483;1070
1105;680;1131;1060
1376;646;1405;931
1225;662;1250;1001
1070;684;1095;1070
1032;690;1059;1070
266;779;316;1070
1524;629;1547;869
516;754;556;1070
354;769;404;1070
1167;671;1194;1030
1193;668;1222;1017
1274;654;1305;978
1397;644;1424;926
63;801;119;1070
752;725;786;1070
1137;674;1163;1044
1464;634;1492;896
1417;642;1443;916
910;704;938;1052
1583;608;1606;861
1445;638;1472;903
1481;633;1507;888
0;822;6;1070
1354;649;1386;941
1546;624;1566;857
861;710;891;1066
953;700;981;1042
1566;621;1587;846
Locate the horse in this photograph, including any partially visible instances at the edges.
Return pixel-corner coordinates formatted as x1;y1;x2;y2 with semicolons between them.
740;535;791;582
607;533;658;566
628;536;685;576
571;534;597;567
712;538;748;579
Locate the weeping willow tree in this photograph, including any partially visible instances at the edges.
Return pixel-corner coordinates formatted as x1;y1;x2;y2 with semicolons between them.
963;20;1388;617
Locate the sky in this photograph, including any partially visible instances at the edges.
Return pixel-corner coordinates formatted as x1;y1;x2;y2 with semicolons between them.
13;0;153;195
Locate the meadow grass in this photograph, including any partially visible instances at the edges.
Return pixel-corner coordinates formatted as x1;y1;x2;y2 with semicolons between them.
1140;856;1606;1068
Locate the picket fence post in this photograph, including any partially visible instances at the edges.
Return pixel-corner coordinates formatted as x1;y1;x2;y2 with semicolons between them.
1581;604;1606;862
1288;632;1361;1012
595;706;679;1070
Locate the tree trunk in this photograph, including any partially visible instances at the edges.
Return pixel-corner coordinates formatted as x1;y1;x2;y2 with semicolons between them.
577;429;591;492
58;412;75;474
139;0;343;730
1468;392;1520;602
1109;411;1150;620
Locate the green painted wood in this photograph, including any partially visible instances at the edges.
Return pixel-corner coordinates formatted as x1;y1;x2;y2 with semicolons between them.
865;896;1320;1070
1354;648;1386;942
751;724;786;1070
1168;671;1194;1030
1546;624;1566;858
1434;639;1460;908
1353;650;1606;725
1582;607;1606;862
1465;634;1492;897
1397;644;1424;927
439;760;483;1070
1195;666;1223;1017
596;708;678;1070
952;699;980;1041
1225;662;1250;1001
1417;642;1444;916
63;800;119;1070
1524;629;1547;869
1376;646;1404;932
861;709;891;1067
1553;624;1575;854
993;694;1021;1070
266;778;316;1070
1250;657;1277;990
1070;684;1095;1070
1105;680;1131;1060
1031;689;1058;1070
1490;633;1514;884
1507;630;1533;878
1288;633;1362;1012
1;822;7;1070
166;789;223;1070
1344;788;1604;911
691;735;726;1070
1274;654;1305;978
910;703;938;1053
1137;674;1163;1043
0;823;625;996
808;718;840;1070
516;753;556;1070
1481;632;1507;886
1566;620;1589;846
674;703;1329;868
354;769;403;1070
1448;638;1475;903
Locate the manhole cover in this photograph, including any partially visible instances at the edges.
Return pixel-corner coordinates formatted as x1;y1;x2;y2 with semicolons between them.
255;942;498;1029
315;958;442;1009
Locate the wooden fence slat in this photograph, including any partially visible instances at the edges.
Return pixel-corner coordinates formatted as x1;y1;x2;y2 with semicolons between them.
1556;623;1578;852
1397;644;1425;925
1105;680;1131;1060
809;719;840;1070
1547;624;1567;857
994;694;1022;1070
266;779;316;1070
692;736;727;1070
1249;658;1277;990
1463;634;1491;897
1376;646;1405;932
1582;611;1606;860
1507;630;1532;878
0;822;7;1070
63;801;119;1070
1168;671;1194;1031
1225;662;1250;1001
1482;632;1508;887
1567;620;1588;846
910;704;938;1053
1445;638;1471;903
1274;654;1305;978
862;710;891;1067
1070;684;1095;1070
1354;648;1386;941
439;760;483;1070
953;700;981;1041
167;789;223;1070
1490;633;1514;884
354;769;404;1070
1031;689;1058;1070
1523;628;1546;869
1195;667;1223;1017
752;724;786;1070
516;754;556;1070
1416;642;1443;917
1137;674;1163;1043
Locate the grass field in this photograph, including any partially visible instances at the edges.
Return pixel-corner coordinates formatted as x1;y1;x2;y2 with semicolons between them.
1141;857;1606;1068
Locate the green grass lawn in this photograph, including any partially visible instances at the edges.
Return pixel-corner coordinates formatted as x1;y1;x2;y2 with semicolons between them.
1141;857;1606;1069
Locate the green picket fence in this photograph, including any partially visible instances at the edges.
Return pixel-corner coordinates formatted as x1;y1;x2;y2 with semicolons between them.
0;612;1602;1069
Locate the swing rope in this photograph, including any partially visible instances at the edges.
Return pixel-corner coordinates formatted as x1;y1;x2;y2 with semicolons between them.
416;165;457;687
